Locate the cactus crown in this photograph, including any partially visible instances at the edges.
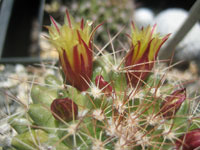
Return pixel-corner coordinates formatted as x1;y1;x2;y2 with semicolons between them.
7;10;200;150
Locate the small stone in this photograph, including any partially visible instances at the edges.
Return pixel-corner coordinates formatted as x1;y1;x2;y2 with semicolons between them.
155;8;200;62
134;8;154;28
15;64;25;74
0;65;5;71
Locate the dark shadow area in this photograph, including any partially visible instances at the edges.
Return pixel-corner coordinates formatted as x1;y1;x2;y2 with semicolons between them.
136;0;196;11
2;0;41;57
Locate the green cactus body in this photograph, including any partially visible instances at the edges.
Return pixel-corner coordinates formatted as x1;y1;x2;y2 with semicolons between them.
31;85;58;106
12;130;69;150
28;104;57;133
44;74;62;86
9;118;31;134
12;130;48;150
10;57;200;150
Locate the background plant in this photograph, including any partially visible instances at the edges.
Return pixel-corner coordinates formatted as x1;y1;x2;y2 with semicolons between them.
69;0;135;49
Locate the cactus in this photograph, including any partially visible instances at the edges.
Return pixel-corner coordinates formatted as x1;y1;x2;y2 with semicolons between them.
69;0;134;48
5;10;200;150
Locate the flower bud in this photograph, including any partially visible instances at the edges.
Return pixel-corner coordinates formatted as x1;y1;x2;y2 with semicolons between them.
176;128;200;150
95;75;112;95
47;10;102;91
125;23;170;86
160;88;186;118
51;98;78;122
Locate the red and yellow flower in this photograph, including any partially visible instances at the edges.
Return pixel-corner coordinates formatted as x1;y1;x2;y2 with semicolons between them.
47;10;101;91
125;22;170;86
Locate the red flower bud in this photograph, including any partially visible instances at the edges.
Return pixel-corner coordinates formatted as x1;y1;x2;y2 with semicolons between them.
160;88;186;118
125;23;170;86
176;128;200;150
51;98;78;122
47;10;102;91
95;75;112;95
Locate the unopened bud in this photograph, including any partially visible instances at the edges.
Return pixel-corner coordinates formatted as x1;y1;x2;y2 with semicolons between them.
176;128;200;150
95;75;112;95
51;98;78;122
160;88;186;118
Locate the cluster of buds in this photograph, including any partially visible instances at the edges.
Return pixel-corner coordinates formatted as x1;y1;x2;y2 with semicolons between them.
47;11;170;123
47;11;170;91
8;10;200;150
47;11;198;149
